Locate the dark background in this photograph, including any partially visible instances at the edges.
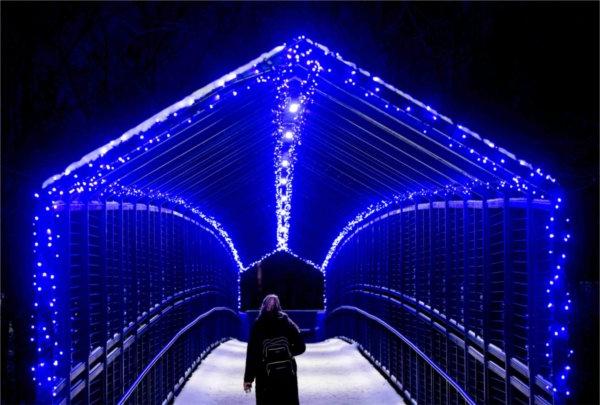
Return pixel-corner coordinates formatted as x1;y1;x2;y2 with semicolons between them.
240;251;324;311
2;2;597;403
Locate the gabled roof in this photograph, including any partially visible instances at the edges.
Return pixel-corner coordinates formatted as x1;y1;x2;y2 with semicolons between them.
40;36;560;268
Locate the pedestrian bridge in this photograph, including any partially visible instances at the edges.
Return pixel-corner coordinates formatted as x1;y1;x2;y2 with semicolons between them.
31;36;572;404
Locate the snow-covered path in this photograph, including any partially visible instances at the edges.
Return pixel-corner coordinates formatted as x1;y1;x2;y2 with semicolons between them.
175;338;404;405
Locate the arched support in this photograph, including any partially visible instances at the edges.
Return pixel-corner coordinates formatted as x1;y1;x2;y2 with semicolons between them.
31;194;241;404
324;195;565;404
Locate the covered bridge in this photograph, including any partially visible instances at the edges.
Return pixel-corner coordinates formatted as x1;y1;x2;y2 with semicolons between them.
31;36;572;404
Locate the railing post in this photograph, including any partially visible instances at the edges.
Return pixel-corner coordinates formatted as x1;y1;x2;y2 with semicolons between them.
81;198;91;403
482;194;491;403
399;200;404;301
462;195;470;397
145;199;152;403
526;195;538;405
462;196;470;392
503;193;514;403
57;195;73;402
100;199;109;403
414;200;419;305
131;200;139;399
444;196;451;404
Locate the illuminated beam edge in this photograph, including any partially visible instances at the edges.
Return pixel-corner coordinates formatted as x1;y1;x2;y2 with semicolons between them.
320;188;573;400
30;194;64;398
41;36;555;204
102;183;245;271
240;247;322;274
30;186;247;398
302;36;557;184
41;43;287;189
273;44;323;249
32;34;572;400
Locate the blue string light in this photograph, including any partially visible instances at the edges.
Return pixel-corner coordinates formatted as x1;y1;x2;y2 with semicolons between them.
31;35;572;401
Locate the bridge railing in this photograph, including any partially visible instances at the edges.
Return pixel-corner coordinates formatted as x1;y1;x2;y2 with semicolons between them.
32;198;241;404
328;305;476;405
325;197;559;405
118;307;240;405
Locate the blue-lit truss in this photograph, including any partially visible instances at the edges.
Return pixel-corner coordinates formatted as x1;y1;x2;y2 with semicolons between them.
32;36;573;404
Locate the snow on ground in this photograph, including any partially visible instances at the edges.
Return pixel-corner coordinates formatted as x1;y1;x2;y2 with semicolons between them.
175;338;404;405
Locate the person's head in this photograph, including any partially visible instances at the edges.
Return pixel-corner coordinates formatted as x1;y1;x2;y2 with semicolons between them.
259;294;281;317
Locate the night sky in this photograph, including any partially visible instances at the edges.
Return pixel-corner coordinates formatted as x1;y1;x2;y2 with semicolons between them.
2;2;598;403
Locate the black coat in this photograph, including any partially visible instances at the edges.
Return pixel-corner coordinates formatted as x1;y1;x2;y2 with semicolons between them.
244;312;306;405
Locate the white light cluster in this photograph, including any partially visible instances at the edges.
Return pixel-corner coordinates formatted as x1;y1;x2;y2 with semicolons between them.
542;197;573;397
320;182;491;271
240;247;322;274
31;194;64;396
320;188;573;398
272;44;322;249
304;36;557;186
33;35;573;400
104;184;245;271
321;199;394;271
41;44;287;189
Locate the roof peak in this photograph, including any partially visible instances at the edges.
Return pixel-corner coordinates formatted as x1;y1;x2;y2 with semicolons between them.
41;36;557;192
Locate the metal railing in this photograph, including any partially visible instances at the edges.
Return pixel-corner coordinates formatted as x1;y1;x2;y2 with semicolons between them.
325;198;555;404
38;199;240;404
118;307;239;404
328;305;476;405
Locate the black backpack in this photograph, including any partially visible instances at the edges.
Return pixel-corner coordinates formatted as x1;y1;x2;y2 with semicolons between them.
262;336;294;378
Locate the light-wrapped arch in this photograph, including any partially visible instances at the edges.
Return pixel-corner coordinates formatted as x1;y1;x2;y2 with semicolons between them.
30;36;572;404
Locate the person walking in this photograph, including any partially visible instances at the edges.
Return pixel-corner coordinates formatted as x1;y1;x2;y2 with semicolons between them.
243;294;306;405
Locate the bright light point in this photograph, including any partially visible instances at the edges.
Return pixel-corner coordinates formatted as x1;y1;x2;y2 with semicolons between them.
281;159;290;168
284;131;294;140
288;103;300;113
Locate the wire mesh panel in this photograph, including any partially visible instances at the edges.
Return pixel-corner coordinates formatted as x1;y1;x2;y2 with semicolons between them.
326;197;555;405
48;199;240;404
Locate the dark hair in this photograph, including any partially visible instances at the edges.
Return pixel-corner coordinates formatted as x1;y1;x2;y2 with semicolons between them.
259;294;282;318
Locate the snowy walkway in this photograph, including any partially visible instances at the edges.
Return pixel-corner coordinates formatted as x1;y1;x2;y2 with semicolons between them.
175;338;404;405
